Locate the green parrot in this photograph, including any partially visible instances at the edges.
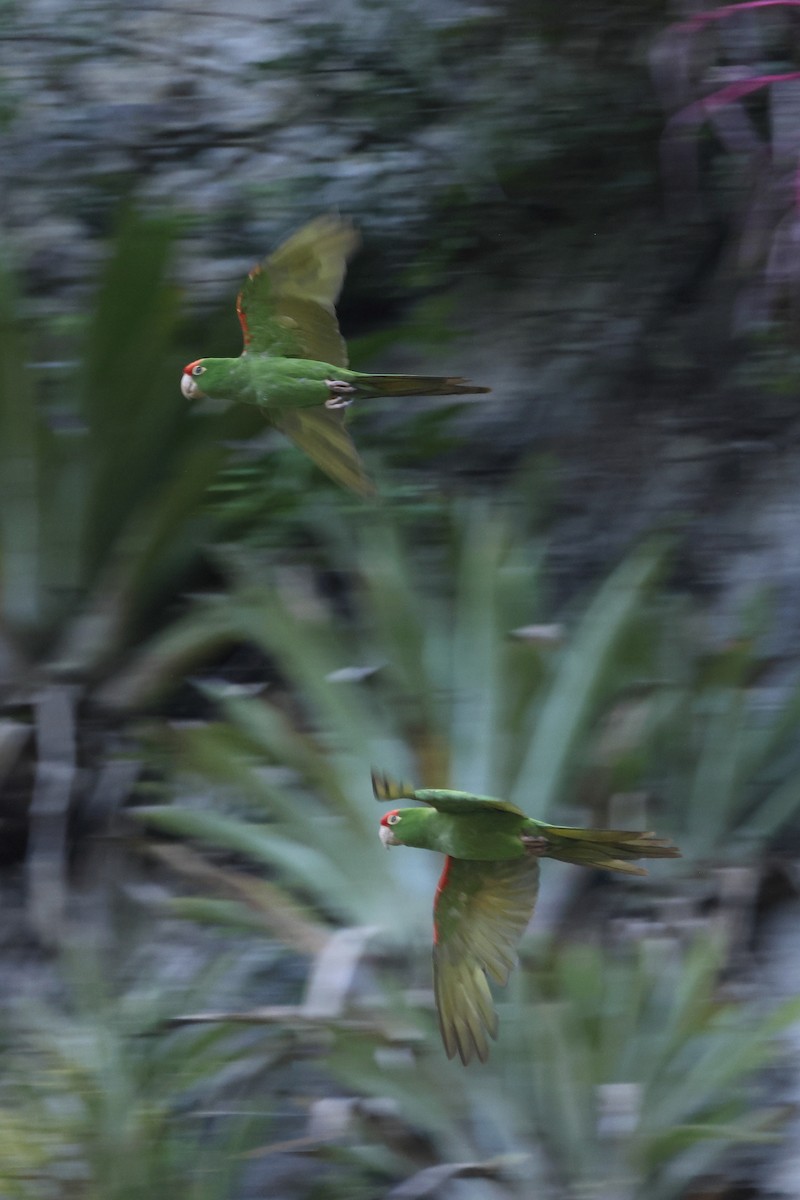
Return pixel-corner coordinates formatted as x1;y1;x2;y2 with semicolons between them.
181;216;490;496
373;770;680;1065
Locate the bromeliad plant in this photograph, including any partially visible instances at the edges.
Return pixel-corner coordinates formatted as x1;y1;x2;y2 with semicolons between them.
640;597;800;865
0;211;268;942
125;478;800;1191
133;498;800;1067
135;500;670;952
0;956;259;1200
323;935;799;1200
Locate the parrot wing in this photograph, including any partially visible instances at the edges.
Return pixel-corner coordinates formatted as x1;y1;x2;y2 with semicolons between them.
236;216;360;363
271;407;377;499
432;855;539;1065
372;769;526;817
371;770;418;803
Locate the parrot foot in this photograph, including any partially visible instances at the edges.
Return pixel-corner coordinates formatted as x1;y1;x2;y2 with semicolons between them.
324;379;356;410
522;835;549;857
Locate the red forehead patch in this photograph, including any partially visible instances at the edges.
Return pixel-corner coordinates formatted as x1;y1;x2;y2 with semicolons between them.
183;359;202;376
379;810;399;826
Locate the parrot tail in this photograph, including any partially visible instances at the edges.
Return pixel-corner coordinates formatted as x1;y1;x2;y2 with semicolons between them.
536;823;681;876
356;374;491;399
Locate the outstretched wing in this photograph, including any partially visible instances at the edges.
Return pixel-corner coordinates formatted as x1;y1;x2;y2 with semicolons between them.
236;216;359;362
272;408;377;498
433;855;539;1064
372;770;417;803
372;769;525;817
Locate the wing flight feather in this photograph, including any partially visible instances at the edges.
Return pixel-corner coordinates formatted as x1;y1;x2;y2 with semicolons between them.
433;855;539;1064
271;407;377;498
236;216;359;362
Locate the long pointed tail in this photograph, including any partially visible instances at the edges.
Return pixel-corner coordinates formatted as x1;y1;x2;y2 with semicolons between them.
537;823;681;876
356;374;490;399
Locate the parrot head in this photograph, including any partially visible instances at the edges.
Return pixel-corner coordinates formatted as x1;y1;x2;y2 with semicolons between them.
181;358;238;401
379;809;403;847
181;359;208;400
379;807;434;849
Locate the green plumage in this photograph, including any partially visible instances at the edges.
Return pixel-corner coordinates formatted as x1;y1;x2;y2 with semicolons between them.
187;356;483;412
181;217;489;496
373;770;681;1064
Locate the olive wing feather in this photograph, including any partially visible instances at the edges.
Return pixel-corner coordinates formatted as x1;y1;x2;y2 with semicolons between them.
433;855;539;1065
271;408;377;498
236;216;359;363
372;770;526;817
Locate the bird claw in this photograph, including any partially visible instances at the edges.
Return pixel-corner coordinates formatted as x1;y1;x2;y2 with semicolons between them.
522;835;549;857
324;378;356;409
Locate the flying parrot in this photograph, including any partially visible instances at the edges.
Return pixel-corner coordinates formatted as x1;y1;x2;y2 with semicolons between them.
181;217;490;497
372;769;681;1065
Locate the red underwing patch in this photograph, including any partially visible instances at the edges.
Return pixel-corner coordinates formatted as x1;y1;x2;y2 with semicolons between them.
236;266;261;347
432;856;453;945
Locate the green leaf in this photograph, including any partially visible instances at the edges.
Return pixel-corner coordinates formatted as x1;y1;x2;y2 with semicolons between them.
685;688;747;857
132;804;350;909
0;249;42;630
513;538;669;818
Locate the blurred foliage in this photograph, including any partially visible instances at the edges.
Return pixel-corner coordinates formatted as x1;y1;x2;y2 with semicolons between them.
0;957;258;1200
651;610;800;863
0;208;257;660
323;936;797;1200
0;211;277;941
126;498;800;1197
134;493;800;943
6;4;800;1198
134;499;668;943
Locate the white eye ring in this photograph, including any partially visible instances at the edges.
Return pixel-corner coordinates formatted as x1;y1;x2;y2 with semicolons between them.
192;364;206;377
387;813;401;826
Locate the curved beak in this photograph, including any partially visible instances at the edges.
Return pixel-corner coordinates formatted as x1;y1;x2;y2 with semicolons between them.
181;372;204;400
379;825;398;848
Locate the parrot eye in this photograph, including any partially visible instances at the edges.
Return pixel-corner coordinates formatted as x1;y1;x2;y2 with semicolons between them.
191;364;206;377
387;813;401;826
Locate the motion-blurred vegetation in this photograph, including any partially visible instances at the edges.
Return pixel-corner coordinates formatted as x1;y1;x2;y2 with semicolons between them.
123;503;800;1195
5;1;800;1197
0;958;258;1200
135;500;667;937
647;597;800;865
124;498;800;1196
322;936;798;1200
0;211;275;943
